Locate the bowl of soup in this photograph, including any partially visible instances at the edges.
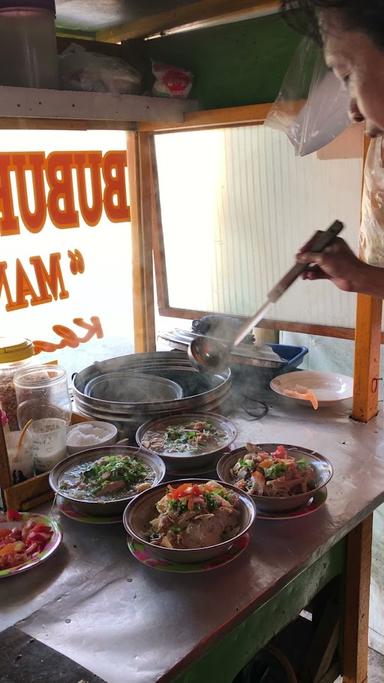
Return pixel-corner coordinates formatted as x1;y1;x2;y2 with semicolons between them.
49;445;166;517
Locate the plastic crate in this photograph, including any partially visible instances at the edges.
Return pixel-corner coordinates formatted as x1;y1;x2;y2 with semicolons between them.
267;344;308;370
231;344;308;393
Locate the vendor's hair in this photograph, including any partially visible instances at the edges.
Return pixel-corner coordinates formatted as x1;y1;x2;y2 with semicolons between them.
281;1;384;48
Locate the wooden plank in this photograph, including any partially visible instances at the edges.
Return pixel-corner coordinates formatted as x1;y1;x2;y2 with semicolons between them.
150;136;170;310
97;0;279;42
128;131;156;353
352;296;382;421
158;306;358;341
352;137;382;422
139;103;273;133
342;516;373;683
3;472;51;511
0;422;12;490
0;86;197;124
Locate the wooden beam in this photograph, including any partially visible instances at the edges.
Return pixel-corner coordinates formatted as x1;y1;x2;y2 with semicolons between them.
128;131;156;353
352;295;382;421
149;137;170;310
139;103;273;133
0;422;12;491
342;516;373;683
158;306;358;341
97;0;278;43
352;137;383;422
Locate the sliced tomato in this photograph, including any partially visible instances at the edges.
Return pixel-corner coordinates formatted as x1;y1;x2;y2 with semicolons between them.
0;528;12;539
31;524;52;535
6;509;22;522
169;483;192;499
271;445;288;458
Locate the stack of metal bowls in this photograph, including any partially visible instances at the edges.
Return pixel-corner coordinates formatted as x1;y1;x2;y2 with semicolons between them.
73;351;231;439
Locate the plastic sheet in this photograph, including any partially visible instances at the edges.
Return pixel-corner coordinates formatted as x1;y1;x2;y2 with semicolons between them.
59;44;142;95
360;137;384;265
265;37;350;156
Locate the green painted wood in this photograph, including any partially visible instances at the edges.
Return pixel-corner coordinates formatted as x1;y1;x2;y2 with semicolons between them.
147;14;302;109
170;540;345;683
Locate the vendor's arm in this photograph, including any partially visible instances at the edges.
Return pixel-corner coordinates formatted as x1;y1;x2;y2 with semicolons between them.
297;237;384;298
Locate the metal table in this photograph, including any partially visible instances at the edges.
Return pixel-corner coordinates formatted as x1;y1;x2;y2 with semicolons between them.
1;388;383;683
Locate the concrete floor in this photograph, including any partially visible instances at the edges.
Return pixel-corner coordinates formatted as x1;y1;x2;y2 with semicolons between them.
335;649;384;682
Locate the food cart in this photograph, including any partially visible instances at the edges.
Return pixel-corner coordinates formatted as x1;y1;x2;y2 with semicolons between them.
0;2;382;682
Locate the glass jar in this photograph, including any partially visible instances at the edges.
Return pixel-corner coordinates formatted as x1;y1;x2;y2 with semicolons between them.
0;337;34;430
14;364;72;429
0;1;58;88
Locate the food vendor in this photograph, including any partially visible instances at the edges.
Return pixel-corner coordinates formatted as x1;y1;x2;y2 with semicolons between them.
281;0;384;296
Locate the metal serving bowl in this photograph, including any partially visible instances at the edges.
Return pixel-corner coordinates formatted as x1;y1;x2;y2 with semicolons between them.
72;352;232;439
136;412;237;473
49;445;166;517
216;444;333;513
123;478;256;564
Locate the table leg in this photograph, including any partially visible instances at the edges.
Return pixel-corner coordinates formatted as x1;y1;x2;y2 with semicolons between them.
342;515;373;683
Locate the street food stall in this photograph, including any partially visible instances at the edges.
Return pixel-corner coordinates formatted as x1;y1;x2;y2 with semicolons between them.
0;2;383;682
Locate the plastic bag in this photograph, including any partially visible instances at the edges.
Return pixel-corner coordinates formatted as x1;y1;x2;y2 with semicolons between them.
152;61;193;98
59;44;142;95
265;37;350;156
360;137;384;265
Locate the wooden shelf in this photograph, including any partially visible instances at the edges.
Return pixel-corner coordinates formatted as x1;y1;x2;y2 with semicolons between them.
0;86;198;129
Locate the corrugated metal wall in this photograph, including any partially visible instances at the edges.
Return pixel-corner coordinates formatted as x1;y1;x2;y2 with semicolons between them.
155;125;363;328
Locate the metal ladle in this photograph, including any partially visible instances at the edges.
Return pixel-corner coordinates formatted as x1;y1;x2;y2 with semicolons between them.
188;220;344;372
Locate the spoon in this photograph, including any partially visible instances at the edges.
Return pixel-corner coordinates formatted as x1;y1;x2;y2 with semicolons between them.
188;220;344;372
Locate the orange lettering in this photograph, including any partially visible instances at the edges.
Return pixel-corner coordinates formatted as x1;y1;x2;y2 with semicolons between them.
73;152;103;227
29;253;69;304
102;151;131;222
33;316;104;354
0;153;19;236
46;152;79;229
12;152;46;233
8;258;41;311
0;261;17;310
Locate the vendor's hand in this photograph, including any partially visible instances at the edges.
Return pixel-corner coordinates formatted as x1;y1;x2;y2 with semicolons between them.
296;237;366;292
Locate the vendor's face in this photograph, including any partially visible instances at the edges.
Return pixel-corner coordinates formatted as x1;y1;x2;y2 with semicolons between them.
320;9;384;136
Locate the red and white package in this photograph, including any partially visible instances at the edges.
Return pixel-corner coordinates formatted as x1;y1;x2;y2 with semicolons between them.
152;61;193;99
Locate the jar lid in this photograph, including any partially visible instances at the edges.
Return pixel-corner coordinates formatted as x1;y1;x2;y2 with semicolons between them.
0;337;34;363
0;0;56;13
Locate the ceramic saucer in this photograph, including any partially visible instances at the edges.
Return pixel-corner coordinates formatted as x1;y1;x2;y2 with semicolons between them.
127;532;250;573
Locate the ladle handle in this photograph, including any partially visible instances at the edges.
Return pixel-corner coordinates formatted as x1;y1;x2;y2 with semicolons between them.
267;220;344;303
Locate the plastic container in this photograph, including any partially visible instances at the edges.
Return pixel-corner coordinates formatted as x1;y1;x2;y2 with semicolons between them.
14;364;72;429
0;1;58;88
0;337;34;430
66;421;118;454
24;416;67;473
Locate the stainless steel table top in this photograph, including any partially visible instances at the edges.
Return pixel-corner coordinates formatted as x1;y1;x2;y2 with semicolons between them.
1;390;384;683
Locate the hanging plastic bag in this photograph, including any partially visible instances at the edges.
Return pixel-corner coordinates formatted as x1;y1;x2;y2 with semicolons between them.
360;137;384;265
265;37;350;156
59;44;142;95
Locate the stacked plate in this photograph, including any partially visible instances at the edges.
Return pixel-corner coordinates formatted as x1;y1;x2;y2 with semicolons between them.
73;351;231;438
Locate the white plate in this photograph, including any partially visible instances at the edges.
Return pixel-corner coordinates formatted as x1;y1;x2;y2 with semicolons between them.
270;371;353;406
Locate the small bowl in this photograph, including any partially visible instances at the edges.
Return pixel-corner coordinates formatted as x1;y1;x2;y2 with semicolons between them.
123;478;256;564
66;421;118;454
49;445;166;517
216;444;333;513
135;412;237;473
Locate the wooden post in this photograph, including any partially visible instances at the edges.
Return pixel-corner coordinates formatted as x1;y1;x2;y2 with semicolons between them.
127;131;156;353
352;137;382;422
352;296;382;421
0;421;12;490
342;516;373;683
